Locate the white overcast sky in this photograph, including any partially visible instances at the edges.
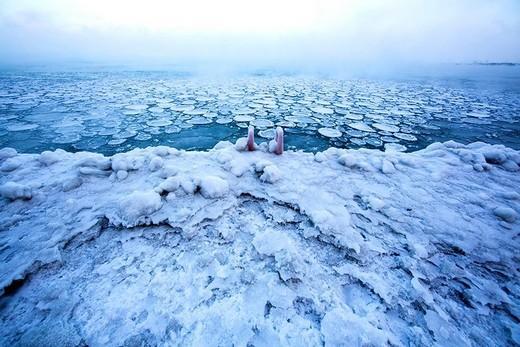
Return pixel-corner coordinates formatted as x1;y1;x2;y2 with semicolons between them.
0;0;519;68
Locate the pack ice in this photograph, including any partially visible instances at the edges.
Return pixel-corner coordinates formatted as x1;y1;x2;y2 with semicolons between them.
0;139;519;346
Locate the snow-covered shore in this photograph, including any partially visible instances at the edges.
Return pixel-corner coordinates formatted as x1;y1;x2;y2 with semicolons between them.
0;140;519;346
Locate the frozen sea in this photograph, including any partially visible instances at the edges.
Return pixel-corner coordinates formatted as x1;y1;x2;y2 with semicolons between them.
0;65;519;346
1;65;519;154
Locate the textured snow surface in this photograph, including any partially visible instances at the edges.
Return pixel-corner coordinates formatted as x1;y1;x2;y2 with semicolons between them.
0;141;519;346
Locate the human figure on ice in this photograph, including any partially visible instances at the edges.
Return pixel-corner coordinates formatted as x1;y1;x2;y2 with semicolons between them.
269;127;284;155
240;125;284;155
247;126;256;151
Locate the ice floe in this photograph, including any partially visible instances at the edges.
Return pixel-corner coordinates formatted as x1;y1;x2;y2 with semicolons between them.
318;127;342;138
2;74;519;154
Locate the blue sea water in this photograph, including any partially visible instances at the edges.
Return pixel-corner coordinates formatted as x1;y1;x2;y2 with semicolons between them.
0;65;519;155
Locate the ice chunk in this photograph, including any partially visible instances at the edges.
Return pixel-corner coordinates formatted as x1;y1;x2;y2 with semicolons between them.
119;190;162;225
348;122;375;133
6;123;39;131
111;154;144;171
0;181;32;200
116;170;128;180
233;115;254;122
234;138;248;152
156;177;180;194
0;157;23;172
412;243;429;258
384;143;407;152
148;119;173;127
502;160;519;172
179;176;197;194
411;277;434;305
225;158;251;177
338;153;357;168
153;146;171;157
310;106;333;114
62;177;83;192
493;206;517;222
148;157;164;172
186;117;212;125
482;149;507;164
39;150;65;166
318;128;342;138
0;147;17;160
367;196;385;210
252;229;301;280
216;118;232;124
253;229;294;256
394;133;417;141
321;307;393;346
198;176;229;198
314;152;327;162
125;104;148;111
260;165;282;183
381;160;396;174
148;106;164;113
373;123;399;132
258;128;275;139
250;119;274;128
79;167;111;176
77;155;111;171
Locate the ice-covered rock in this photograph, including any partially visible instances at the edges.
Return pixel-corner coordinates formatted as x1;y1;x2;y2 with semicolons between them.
155;177;180;194
0;157;22;172
0;147;17;160
234;137;249;152
39;149;65;166
0;141;518;346
259;164;282;183
493;206;517;222
148;156;164;172
62;176;83;192
0;181;32;200
77;154;111;171
111;153;144;172
338;153;357;168
118;190;163;226
198;176;229;198
381;159;396;174
116;170;128;180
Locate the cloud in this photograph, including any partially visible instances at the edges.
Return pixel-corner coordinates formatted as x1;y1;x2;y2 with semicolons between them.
0;0;519;69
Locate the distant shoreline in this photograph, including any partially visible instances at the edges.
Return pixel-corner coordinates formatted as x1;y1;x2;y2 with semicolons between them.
463;62;519;66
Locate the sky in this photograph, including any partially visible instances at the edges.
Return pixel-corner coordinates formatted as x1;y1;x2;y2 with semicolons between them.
0;0;519;70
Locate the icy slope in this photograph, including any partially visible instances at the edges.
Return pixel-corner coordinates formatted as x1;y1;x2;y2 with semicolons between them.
0;141;519;346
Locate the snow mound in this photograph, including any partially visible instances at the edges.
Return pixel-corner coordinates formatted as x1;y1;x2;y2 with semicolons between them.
198;176;229;198
259;164;282;183
117;190;163;226
0;181;32;200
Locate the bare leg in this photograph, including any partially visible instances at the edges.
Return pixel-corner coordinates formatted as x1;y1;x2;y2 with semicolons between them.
247;126;255;151
274;127;284;155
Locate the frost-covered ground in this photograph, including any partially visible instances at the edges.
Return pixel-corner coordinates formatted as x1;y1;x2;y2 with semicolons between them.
0;138;519;346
